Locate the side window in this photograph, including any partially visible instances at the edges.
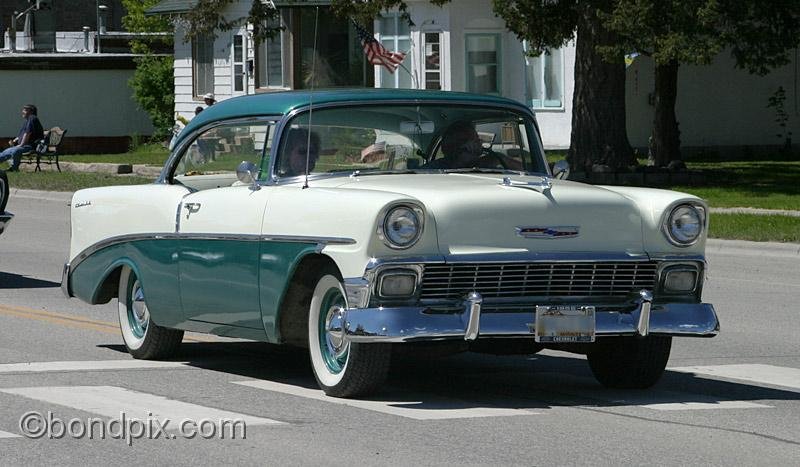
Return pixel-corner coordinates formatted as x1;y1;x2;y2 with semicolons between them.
173;122;274;191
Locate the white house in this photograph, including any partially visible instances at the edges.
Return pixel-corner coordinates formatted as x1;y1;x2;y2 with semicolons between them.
150;0;798;153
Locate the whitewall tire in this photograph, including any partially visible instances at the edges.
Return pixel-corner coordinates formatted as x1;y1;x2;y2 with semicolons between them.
118;266;183;359
308;272;390;398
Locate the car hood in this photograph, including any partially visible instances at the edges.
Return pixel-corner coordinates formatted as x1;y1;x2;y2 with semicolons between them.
331;173;645;255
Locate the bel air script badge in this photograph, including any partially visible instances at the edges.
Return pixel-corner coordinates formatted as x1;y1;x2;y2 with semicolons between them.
516;226;580;239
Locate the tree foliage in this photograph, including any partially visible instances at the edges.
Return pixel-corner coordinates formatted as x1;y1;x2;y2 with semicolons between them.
122;0;175;140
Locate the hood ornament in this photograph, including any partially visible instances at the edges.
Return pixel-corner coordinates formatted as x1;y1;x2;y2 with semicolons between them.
516;226;580;239
501;176;552;192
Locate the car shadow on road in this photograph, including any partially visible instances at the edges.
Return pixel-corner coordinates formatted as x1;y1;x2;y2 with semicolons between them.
0;272;60;289
99;341;800;412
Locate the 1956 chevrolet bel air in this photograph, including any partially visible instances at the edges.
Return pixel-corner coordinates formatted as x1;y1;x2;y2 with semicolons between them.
62;89;719;397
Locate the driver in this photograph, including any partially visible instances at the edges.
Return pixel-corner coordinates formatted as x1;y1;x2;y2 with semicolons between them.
280;128;321;177
423;121;521;170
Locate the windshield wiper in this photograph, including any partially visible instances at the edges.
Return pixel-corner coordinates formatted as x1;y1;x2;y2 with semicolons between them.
349;169;418;177
442;167;524;175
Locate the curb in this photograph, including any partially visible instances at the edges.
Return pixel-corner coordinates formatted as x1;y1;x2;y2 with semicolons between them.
10;188;73;203
706;238;800;257
710;207;800;218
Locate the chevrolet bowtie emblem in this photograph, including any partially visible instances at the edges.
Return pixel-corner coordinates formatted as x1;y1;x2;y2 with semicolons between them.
516;226;580;239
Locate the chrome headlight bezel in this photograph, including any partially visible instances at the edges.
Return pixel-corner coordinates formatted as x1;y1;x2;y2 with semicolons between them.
377;203;425;250
661;202;707;247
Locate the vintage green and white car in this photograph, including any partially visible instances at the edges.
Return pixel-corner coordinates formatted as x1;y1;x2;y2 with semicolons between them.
62;90;718;397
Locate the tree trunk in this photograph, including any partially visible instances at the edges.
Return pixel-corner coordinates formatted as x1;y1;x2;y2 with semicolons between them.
567;9;634;172
651;60;681;166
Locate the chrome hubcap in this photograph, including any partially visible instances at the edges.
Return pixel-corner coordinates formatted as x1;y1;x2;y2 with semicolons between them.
130;280;149;333
325;305;347;360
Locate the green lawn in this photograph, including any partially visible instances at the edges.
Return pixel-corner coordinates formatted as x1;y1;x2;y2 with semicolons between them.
63;143;170;166
673;161;800;210
6;171;154;192
709;213;800;243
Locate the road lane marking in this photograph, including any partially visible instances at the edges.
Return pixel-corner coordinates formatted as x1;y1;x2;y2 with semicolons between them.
637;400;771;411
0;304;214;342
585;390;771;411
232;380;538;420
0;430;21;439
0;386;283;427
669;364;800;392
0;360;194;374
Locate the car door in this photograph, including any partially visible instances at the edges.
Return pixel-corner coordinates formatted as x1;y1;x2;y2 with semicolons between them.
172;119;276;330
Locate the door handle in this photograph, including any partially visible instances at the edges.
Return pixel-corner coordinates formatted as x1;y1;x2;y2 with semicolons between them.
184;202;202;218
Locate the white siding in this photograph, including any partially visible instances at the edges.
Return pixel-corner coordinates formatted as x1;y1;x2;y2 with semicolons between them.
626;52;800;149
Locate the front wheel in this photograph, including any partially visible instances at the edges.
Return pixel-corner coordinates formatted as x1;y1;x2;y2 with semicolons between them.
308;272;391;398
586;336;672;389
118;266;183;360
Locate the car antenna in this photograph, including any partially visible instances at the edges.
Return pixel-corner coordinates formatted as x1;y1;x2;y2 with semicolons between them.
303;6;320;190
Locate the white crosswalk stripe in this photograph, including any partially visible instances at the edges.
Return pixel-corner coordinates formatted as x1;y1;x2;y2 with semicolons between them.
232;380;539;420
0;386;283;427
669;364;800;392
0;360;193;374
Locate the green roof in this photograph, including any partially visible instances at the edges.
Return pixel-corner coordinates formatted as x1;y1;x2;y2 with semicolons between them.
177;89;531;147
145;0;198;15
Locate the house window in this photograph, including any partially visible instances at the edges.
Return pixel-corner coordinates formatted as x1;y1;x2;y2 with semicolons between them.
423;32;442;90
377;14;412;89
257;18;285;89
466;34;500;95
233;34;246;93
525;46;564;109
192;34;215;98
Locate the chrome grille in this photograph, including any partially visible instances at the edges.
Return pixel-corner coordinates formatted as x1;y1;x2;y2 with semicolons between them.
420;262;658;300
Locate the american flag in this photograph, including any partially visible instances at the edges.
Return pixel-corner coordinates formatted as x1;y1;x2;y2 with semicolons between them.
353;21;406;74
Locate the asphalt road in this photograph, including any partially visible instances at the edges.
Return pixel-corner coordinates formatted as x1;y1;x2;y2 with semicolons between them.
1;190;799;465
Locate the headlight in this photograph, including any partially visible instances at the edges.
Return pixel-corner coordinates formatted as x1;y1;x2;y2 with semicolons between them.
663;203;705;246
378;204;424;249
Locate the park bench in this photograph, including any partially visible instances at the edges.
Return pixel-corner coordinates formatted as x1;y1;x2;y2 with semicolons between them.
20;127;67;172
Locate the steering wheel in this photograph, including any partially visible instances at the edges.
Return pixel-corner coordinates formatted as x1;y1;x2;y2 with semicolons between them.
480;149;508;169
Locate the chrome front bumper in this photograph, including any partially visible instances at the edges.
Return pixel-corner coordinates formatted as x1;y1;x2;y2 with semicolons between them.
342;300;719;343
0;212;13;236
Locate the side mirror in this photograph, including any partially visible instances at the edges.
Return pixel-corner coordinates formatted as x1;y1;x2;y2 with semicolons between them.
236;161;260;191
553;160;570;180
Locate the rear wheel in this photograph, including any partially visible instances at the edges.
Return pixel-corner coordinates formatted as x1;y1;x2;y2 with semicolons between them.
587;336;672;388
307;271;391;398
118;266;183;359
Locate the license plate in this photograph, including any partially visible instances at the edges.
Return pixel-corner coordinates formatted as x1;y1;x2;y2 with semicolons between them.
534;305;596;343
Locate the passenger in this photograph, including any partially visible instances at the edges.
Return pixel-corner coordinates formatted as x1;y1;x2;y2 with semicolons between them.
280;128;321;177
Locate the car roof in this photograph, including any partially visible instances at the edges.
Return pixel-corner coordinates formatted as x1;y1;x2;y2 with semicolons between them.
178;89;532;147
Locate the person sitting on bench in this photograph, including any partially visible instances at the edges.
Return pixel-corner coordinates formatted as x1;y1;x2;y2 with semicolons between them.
0;104;44;172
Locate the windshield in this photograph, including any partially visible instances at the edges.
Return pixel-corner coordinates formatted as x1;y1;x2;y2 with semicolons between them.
270;104;546;179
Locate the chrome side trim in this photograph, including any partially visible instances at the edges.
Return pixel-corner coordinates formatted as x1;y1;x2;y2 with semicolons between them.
68;232;356;271
261;234;356;245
